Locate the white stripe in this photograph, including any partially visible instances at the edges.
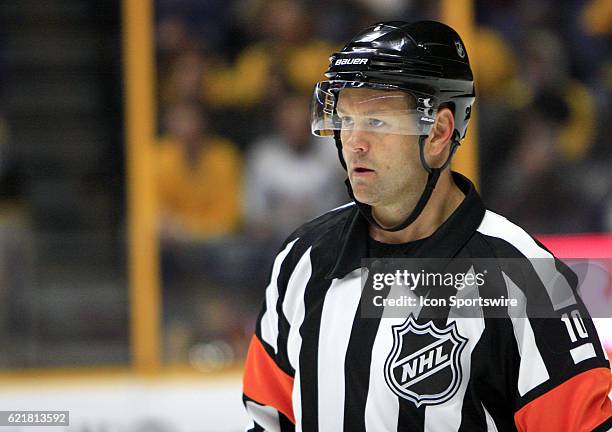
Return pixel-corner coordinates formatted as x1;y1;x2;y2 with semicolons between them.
364;317;402;432
593;318;610;360
280;247;312;432
284;247;312;370
245;401;280;432
260;238;299;353
424;271;486;432
293;368;303;432
482;403;499;432
504;272;550;395
317;269;362;431
477;210;576;311
569;343;596;364
330;201;355;212
365;283;423;431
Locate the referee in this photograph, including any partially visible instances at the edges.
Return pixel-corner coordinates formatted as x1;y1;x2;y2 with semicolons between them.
242;21;612;431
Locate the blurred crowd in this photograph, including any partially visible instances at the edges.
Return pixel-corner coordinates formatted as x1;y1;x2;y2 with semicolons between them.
474;0;611;233
153;0;611;366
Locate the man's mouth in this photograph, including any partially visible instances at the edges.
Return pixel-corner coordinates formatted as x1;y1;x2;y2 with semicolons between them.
353;166;374;174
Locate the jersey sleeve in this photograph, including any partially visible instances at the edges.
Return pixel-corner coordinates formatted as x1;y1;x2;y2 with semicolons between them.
242;238;299;431
513;368;612;431
503;256;612;431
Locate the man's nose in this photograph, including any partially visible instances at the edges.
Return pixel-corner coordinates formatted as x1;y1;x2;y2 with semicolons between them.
344;129;370;153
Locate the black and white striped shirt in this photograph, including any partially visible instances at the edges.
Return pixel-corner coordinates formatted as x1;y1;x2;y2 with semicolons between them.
243;173;612;431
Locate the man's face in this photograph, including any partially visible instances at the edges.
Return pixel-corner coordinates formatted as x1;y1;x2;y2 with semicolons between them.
337;88;426;208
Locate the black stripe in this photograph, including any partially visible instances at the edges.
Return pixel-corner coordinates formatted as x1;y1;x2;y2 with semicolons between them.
298;267;333;432
342;301;383;431
274;241;304;376
457;399;487;432
460;241;524;429
592;416;612;432
456;329;488;432
279;412;297;432
458;318;519;432
397;403;426;431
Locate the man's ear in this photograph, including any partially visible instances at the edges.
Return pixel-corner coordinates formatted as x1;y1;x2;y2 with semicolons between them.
424;107;455;166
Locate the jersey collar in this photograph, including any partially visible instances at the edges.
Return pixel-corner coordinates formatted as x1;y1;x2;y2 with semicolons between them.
325;171;486;280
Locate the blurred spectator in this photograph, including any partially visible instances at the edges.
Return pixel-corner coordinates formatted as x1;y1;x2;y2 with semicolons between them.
487;89;595;233
477;25;607;233
202;0;336;109
473;27;521;102
156;15;197;68
244;93;345;241
160;49;208;107
473;26;525;192
520;29;597;161
157;101;242;240
156;0;232;51
157;101;244;364
347;0;439;22
581;0;612;36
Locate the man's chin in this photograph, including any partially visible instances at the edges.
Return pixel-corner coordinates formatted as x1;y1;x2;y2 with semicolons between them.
351;188;377;205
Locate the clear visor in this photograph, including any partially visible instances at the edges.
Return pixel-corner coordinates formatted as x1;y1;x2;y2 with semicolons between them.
311;80;437;137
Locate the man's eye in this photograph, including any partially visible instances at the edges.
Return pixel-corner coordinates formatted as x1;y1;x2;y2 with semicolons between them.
341;116;354;127
368;118;386;128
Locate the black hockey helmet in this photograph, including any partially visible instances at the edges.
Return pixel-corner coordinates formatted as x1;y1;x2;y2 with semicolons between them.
310;21;476;232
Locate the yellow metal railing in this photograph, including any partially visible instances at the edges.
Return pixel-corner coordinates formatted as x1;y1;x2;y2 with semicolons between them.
122;0;161;373
441;0;479;188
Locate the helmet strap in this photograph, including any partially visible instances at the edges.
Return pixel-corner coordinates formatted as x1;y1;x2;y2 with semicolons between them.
333;130;347;170
343;134;461;232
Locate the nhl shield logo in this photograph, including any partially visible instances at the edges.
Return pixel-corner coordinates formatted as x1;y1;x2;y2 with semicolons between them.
384;316;467;407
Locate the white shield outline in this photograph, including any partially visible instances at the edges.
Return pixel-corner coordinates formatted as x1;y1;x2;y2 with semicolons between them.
384;315;468;407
